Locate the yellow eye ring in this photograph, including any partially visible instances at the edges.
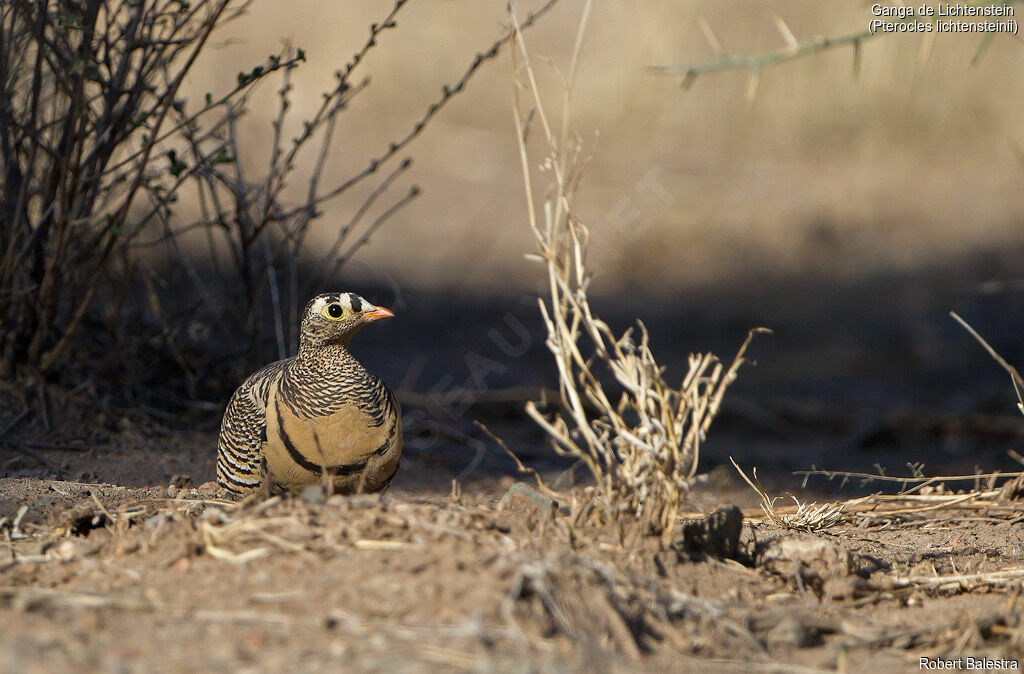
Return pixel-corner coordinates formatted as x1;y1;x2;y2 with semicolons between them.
321;303;348;321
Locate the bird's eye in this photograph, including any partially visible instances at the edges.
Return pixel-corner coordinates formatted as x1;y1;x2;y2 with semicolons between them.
322;303;346;321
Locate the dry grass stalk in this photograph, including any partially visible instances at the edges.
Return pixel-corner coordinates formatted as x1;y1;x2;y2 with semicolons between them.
683;487;1022;527
797;467;1024;493
510;4;766;543
721;460;1024;531
951;311;1024;417
889;566;1024;591
730;459;846;532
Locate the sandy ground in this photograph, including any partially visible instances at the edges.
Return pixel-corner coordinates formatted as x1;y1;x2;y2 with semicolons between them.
2;384;1024;673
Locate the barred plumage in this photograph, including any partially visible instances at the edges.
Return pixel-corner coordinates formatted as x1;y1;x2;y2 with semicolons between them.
216;293;402;498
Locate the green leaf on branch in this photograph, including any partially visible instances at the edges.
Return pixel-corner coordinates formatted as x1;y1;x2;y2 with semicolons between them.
166;150;187;177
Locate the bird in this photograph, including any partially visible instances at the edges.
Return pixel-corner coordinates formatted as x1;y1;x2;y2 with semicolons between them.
216;292;402;498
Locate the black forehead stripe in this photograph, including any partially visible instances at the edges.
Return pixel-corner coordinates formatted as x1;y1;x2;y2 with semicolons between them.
348;293;362;312
307;295;337;316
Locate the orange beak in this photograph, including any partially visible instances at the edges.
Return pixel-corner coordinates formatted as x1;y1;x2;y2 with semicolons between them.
364;306;394;322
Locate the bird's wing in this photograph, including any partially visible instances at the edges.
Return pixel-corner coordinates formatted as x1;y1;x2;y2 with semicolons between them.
216;359;288;495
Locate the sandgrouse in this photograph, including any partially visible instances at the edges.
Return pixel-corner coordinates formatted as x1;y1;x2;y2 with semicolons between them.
216;292;401;498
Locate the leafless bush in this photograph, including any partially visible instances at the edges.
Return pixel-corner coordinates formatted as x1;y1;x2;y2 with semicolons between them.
0;0;562;402
511;3;766;544
0;0;259;378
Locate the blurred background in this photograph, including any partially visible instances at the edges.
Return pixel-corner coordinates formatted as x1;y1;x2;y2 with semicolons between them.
183;0;1024;290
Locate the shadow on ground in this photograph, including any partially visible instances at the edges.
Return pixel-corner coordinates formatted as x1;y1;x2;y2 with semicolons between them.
3;243;1024;502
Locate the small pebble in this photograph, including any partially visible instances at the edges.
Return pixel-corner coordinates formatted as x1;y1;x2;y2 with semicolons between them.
196;481;220;496
498;482;557;519
300;485;326;504
50;540;80;563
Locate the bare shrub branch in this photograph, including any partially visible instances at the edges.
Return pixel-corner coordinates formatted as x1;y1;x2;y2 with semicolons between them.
651;0;1022;94
951;311;1024;417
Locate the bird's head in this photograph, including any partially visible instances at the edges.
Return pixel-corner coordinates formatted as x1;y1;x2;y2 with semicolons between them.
299;292;394;349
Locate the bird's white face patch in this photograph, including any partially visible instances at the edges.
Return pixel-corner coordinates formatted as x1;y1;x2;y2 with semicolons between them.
340;292;370;314
309;293;373;319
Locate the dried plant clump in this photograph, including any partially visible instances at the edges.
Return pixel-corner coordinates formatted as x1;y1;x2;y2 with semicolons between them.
730;459;846;532
510;4;766;543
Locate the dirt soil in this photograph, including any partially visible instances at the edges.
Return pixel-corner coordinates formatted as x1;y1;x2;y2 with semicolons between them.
2;384;1024;673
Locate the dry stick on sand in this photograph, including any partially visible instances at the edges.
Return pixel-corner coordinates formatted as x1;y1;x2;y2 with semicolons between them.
721;462;1024;531
475;420;560;503
795;467;1024;495
510;2;768;544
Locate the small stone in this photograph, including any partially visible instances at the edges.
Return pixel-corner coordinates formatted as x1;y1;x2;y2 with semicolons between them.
497;482;557;520
300;485;326;504
761;537;854;576
196;481;220;496
165;485;178;498
50;540;80;563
